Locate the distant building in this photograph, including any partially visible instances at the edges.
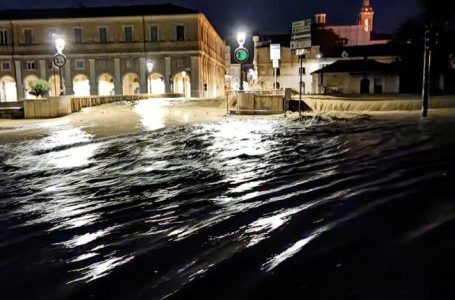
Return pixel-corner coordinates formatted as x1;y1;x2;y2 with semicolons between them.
312;59;400;94
0;4;226;102
315;0;390;46
252;0;399;95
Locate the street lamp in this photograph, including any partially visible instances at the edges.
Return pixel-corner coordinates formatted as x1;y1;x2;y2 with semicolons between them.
181;71;187;98
54;38;66;96
237;32;246;47
146;62;154;94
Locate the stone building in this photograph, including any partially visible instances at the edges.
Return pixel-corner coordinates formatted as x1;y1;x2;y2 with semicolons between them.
315;0;390;47
252;0;398;95
312;59;400;94
0;4;226;102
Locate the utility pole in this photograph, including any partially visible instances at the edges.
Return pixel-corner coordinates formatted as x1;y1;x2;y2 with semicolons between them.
422;24;432;118
299;53;304;118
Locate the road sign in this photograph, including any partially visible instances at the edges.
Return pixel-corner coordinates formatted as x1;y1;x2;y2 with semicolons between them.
293;48;310;56
270;44;281;60
273;59;279;69
53;53;67;68
292;19;311;40
291;19;312;51
234;47;249;64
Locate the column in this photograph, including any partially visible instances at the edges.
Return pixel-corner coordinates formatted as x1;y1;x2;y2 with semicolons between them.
64;59;72;95
165;56;171;93
114;58;121;95
39;60;46;80
191;56;201;98
139;57;147;94
14;61;24;100
89;59;97;96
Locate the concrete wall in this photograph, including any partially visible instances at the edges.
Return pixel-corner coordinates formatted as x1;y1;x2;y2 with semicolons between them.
230;92;283;114
23;96;72;118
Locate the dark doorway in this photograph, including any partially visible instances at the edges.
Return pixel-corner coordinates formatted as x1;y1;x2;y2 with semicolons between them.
360;78;370;94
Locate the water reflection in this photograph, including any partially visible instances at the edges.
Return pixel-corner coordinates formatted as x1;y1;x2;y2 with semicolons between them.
1;113;455;299
134;99;167;131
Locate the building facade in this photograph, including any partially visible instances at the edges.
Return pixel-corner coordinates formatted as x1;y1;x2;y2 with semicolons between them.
315;0;389;47
251;0;398;95
0;4;226;102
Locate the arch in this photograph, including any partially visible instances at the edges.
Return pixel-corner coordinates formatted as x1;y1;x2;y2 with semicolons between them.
24;75;40;98
73;74;90;96
174;72;191;98
0;76;17;102
98;73;115;96
148;72;165;95
360;77;370;94
122;73;140;95
48;75;62;97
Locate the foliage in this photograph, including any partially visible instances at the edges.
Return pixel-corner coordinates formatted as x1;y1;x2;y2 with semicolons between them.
415;0;455;21
28;79;50;98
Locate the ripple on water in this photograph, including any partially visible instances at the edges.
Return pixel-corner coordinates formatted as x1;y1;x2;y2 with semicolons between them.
1;117;455;299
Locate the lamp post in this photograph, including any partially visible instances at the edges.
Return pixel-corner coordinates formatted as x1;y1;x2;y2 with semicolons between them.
181;71;187;97
54;38;66;96
147;62;154;95
237;32;246;91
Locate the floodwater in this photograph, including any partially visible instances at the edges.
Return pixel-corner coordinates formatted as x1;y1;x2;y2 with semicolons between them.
1;101;455;299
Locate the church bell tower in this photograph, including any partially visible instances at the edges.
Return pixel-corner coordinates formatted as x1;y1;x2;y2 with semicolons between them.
359;0;374;32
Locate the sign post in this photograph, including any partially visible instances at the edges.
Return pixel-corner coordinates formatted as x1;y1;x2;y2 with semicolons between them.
53;53;67;96
234;47;249;91
291;19;312;118
270;44;281;91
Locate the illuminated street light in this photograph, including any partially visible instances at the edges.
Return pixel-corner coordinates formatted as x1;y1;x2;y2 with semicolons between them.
147;62;154;94
237;32;246;47
55;38;65;54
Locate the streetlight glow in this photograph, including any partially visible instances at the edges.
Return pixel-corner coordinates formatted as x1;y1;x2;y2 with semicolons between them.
55;38;66;54
237;32;246;47
147;62;154;73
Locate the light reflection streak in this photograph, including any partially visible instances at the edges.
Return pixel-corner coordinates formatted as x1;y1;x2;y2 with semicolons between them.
134;100;167;131
69;255;134;283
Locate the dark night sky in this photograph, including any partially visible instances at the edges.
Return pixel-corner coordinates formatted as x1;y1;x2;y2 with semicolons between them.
1;0;421;38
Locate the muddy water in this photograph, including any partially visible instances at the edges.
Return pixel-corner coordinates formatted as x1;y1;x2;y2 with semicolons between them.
1;106;455;299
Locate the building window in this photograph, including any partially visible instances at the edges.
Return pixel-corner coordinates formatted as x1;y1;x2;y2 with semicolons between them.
75;60;85;70
74;28;82;44
47;60;54;69
1;61;11;71
176;25;185;41
0;30;8;46
124;26;133;42
150;25;159;42
24;29;32;45
99;27;108;43
26;61;35;70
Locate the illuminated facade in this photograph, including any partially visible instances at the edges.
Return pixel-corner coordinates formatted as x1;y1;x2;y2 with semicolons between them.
0;4;226;101
316;0;389;46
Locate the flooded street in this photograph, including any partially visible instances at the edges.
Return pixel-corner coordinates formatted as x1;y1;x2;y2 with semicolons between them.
1;99;455;299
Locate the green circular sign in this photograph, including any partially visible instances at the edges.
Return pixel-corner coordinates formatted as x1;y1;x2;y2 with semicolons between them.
234;47;249;63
